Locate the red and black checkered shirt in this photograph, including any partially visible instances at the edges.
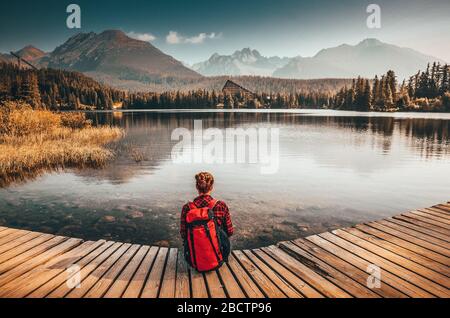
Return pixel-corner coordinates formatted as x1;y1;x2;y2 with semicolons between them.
180;194;234;240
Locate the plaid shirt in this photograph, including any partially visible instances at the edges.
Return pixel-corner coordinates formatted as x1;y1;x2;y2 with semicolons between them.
180;195;234;240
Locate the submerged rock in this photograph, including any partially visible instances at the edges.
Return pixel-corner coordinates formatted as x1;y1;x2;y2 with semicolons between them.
102;215;116;222
126;211;144;219
38;226;54;234
58;225;82;235
296;223;310;231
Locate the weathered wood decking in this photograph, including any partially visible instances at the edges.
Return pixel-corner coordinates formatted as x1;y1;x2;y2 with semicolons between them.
0;202;449;298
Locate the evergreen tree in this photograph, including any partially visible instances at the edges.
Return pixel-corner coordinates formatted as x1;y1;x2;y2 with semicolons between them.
360;79;371;111
416;64;430;98
20;72;41;107
372;75;380;106
407;76;415;99
386;70;397;101
382;79;394;110
440;64;449;95
397;80;410;110
443;93;450;112
224;94;234;109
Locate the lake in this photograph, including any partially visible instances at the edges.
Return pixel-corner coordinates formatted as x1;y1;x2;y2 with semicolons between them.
0;109;449;249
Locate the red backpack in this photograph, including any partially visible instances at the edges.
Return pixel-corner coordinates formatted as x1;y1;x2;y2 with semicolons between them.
185;199;224;272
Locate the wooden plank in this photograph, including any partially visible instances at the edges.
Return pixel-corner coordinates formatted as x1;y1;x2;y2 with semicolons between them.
122;246;159;298
65;243;132;298
0;229;33;245
307;234;430;298
45;242;123;298
0;238;82;288
402;213;450;232
263;245;351;298
0;229;30;245
393;215;450;236
348;226;450;276
431;207;450;217
190;269;209;298
159;248;178;298
421;208;450;220
174;251;190;298
233;250;286;298
323;231;449;297
280;241;379;298
434;204;450;213
204;270;226;298
84;244;140;298
386;218;450;243
217;263;245;298
291;238;406;298
336;229;450;288
227;253;264;298
0;235;66;276
252;248;322;298
141;247;168;298
429;205;450;214
412;210;450;226
0;228;19;239
103;245;150;298
242;250;302;298
0;231;42;255
363;222;450;259
0;240;105;298
376;219;450;249
0;234;55;267
406;211;450;229
27;241;116;298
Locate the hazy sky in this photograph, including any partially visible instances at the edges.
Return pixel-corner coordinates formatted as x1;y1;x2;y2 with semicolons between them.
0;0;449;64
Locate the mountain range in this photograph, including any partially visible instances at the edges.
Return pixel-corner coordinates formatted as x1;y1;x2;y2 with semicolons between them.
42;30;201;89
273;39;445;80
193;39;445;80
192;48;292;76
15;45;47;61
0;31;446;91
1;30;201;91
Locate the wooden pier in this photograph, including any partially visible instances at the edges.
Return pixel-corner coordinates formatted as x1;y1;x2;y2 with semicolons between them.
0;202;449;298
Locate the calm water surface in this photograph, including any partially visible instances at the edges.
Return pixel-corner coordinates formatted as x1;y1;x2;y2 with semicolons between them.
1;110;449;248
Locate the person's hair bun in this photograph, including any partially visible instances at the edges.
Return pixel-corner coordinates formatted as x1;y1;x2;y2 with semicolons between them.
195;172;214;194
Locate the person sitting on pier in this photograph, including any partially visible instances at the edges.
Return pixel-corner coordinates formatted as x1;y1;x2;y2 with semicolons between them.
180;172;233;272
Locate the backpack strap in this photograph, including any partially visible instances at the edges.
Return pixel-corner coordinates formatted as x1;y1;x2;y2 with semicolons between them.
207;199;218;210
207;199;225;262
203;223;222;264
207;199;218;219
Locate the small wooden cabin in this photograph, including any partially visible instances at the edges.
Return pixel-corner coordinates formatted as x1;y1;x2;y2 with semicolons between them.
220;80;263;109
222;80;255;98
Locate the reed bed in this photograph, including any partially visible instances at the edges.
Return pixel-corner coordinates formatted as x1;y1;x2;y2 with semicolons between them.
0;101;124;185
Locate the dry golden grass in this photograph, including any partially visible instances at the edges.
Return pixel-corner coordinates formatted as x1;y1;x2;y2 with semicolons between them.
0;101;124;185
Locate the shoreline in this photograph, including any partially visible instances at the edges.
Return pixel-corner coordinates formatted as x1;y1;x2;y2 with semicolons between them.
77;108;450;119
